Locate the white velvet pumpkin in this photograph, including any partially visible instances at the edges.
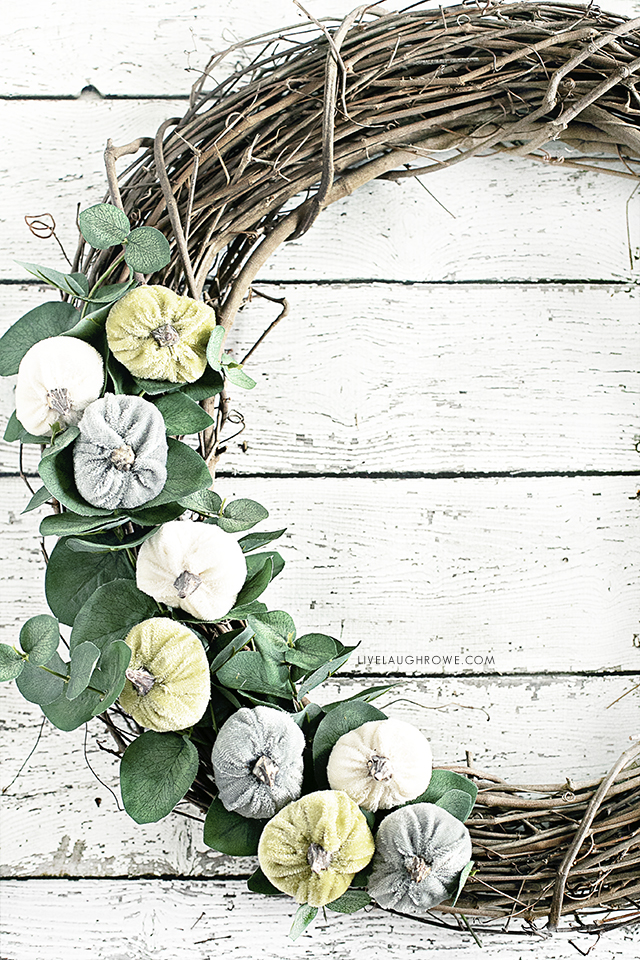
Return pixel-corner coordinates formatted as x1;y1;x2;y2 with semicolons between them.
211;706;305;818
367;802;472;913
136;520;247;621
119;617;211;732
15;336;104;436
327;718;432;811
73;394;168;510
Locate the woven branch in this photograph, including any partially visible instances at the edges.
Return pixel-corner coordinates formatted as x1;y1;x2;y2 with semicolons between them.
88;0;640;933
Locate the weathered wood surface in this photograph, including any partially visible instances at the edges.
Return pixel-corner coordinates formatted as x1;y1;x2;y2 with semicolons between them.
2;100;639;283
1;0;639;957
1;674;637;877
2;475;638;672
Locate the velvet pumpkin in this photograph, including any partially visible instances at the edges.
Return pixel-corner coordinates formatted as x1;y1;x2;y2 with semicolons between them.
135;520;247;621
211;706;305;819
367;802;472;913
73;393;167;510
257;790;375;907
15;335;104;436
106;285;217;383
327;718;432;811
118;617;210;732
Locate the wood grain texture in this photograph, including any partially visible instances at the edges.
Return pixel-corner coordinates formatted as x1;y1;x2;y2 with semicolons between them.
1;475;638;673
1;102;639;282
2;283;638;475
2;879;639;960
1;673;637;877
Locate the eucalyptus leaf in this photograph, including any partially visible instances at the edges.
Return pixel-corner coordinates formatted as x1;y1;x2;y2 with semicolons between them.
205;326;226;372
126;502;185;527
203;798;265;855
0;301;80;375
16;650;67;705
22;485;52;514
42;683;102;730
312;701;387;787
40;512;123;538
215;649;290;698
90;639;132;716
66;526;157;554
125;438;211;512
78;203;130;249
120;732;199;824
289;904;317;941
450;860;475;907
124;226;171;273
326;890;371;914
435;788;475;823
408;769;478;813
223;361;256;390
66;641;101;700
322;683;399;711
38;425;79;461
3;412;49;444
230;557;273;611
131;375;183;396
45;539;134;627
238;529;286;553
179;488;222;517
247;867;282;896
70;579;158;652
0;644;26;682
180;365;224;402
87;278;136;303
208;625;254;673
249;609;295;643
218;498;268;534
296;649;354;699
19;614;60;665
245;551;284;582
16;261;88;298
152;392;214;435
38;444;112;517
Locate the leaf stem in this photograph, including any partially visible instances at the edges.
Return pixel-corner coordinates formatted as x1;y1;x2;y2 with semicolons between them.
37;663;105;696
81;252;127;317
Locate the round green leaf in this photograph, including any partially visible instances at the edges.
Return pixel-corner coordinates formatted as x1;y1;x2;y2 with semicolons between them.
45;538;134;627
289;905;317;941
120;732;198;824
16;651;67;705
125;438;212;513
19;614;60;665
151;392;214;435
0;644;26;682
67;641;101;700
70;579;158;652
326;890;371;914
203;798;265;855
89;639;131;716
0;302;80;376
312;700;387;788
78;203;131;250
435;788;475;823
38;444;112;517
205;327;225;372
124;226;171;273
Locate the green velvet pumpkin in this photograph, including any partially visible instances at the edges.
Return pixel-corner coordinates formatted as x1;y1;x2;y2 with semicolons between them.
257;790;375;907
367;802;472;913
73;394;167;510
211;706;305;819
118;617;210;732
106;285;217;383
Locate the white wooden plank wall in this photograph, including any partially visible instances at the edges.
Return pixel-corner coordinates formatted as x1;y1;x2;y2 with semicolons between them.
1;1;639;957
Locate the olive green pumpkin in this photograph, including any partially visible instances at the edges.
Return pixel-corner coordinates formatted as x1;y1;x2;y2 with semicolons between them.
106;285;217;383
74;394;168;510
367;802;472;913
327;718;432;811
118;617;210;732
257;790;375;907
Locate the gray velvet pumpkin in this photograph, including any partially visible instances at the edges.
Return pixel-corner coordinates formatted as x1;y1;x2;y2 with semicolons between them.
367;802;472;913
211;705;305;819
74;394;168;510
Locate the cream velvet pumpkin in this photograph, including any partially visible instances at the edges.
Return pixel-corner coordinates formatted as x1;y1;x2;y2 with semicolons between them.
136;520;247;621
327;718;432;811
15;335;104;436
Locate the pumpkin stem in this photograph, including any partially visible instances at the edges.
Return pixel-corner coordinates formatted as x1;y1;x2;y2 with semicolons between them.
406;855;432;884
151;323;181;347
367;754;394;781
125;665;156;696
252;754;279;787
173;570;203;598
110;443;136;472
307;842;332;874
46;387;72;418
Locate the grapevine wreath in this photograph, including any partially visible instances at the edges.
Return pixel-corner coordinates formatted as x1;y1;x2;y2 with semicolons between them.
1;0;640;942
